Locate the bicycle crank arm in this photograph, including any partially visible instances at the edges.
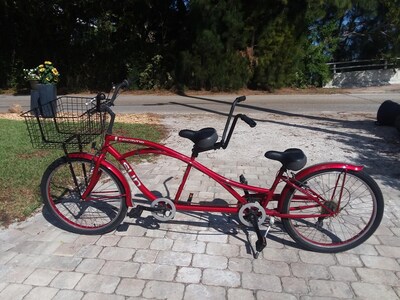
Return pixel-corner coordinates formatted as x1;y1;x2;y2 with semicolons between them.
255;238;267;258
249;213;267;259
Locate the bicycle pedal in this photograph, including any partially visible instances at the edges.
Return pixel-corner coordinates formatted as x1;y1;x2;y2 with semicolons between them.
127;207;143;218
256;236;267;252
253;236;267;259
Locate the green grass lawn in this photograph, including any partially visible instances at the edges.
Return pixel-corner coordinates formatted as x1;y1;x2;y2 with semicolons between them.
0;118;165;227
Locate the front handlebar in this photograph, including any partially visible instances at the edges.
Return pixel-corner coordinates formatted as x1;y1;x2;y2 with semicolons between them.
109;79;130;104
93;79;130;134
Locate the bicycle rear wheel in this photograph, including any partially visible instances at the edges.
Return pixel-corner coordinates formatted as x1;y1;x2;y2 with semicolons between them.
281;169;384;253
41;157;127;234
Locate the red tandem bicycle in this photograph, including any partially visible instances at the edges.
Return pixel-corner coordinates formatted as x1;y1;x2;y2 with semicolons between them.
22;80;384;258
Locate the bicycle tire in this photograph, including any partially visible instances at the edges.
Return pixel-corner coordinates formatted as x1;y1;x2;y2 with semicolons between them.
41;156;127;234
281;169;384;253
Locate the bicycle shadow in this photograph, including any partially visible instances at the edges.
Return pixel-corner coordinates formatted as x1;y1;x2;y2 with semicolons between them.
41;201;122;234
42;205;73;232
171;94;400;191
118;195;300;257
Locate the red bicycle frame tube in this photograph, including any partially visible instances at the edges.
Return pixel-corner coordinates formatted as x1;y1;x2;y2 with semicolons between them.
106;134;273;213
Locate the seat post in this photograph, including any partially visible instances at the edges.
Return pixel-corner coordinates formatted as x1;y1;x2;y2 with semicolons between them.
269;167;287;194
191;148;199;158
175;156;196;202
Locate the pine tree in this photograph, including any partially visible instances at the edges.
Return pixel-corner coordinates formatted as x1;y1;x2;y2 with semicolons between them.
177;0;250;91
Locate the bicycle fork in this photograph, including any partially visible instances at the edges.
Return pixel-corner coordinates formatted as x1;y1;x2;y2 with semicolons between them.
65;153;102;200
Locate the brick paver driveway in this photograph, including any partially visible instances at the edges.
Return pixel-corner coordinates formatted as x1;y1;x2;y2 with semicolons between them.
1;111;399;299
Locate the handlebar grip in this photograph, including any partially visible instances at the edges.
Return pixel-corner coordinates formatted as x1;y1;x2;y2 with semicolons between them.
96;93;106;111
236;95;246;102
241;114;257;128
110;79;130;104
120;79;130;89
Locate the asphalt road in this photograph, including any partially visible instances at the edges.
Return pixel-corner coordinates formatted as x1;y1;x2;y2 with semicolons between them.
1;88;400;115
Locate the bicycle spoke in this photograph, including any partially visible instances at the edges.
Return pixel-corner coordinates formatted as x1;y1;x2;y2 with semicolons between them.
43;158;127;232
283;169;383;252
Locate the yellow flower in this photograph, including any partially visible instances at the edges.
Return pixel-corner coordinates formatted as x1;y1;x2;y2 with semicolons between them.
52;68;59;76
39;68;45;73
38;64;44;68
44;61;52;65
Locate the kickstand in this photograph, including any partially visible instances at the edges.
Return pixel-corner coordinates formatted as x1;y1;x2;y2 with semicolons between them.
248;213;267;259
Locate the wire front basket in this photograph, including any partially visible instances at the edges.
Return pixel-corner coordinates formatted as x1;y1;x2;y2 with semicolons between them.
21;96;109;150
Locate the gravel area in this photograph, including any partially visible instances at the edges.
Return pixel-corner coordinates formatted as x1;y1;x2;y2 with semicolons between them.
162;111;399;171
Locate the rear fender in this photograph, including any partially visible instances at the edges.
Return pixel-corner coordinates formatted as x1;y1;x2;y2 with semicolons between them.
278;162;363;211
293;162;363;179
68;152;133;207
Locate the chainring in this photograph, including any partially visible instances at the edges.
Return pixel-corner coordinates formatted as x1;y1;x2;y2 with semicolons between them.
151;198;176;221
238;202;267;227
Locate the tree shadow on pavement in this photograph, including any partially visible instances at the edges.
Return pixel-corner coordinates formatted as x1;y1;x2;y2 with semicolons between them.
172;94;400;191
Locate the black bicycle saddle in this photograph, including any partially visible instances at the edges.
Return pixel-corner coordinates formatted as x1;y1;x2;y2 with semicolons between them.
264;148;307;171
179;127;218;150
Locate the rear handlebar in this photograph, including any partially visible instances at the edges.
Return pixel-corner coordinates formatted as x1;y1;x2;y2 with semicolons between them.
220;96;247;142
215;95;257;150
240;114;257;128
236;95;246;103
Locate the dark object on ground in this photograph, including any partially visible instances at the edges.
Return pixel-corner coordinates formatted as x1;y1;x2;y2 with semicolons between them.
395;115;400;133
376;100;400;126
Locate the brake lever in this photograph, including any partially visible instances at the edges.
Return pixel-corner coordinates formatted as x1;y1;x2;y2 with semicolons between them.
85;97;97;107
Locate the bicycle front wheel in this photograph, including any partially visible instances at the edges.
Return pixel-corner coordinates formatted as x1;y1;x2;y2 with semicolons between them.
41;157;127;235
281;169;384;253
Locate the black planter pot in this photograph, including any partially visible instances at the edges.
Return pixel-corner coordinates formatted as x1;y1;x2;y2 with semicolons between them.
29;80;39;90
30;84;57;117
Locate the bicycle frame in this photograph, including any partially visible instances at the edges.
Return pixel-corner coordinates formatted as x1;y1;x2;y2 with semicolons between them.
69;132;364;220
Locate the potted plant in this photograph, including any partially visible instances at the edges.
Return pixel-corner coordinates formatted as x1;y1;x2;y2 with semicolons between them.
36;61;60;85
22;68;40;89
24;61;60;116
